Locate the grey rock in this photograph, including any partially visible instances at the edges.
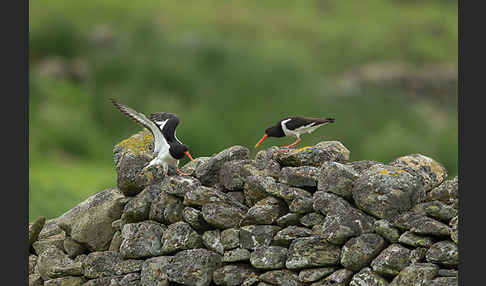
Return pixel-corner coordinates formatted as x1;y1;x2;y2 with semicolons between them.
83;251;142;278
389;263;439;286
313;191;375;244
221;228;240;250
213;264;259;286
122;185;161;223
162;248;222;286
160;175;202;198
265;183;314;214
299;267;337;283
299;212;325;227
202;203;246;229
149;192;184;225
273;226;313;247
227;191;246;204
371;244;411;277
222;248;251;263
109;231;122;252
56;187;127;251
29;255;37;274
271;141;350;167
318;161;360;198
242;197;288;225
219;159;260;190
161;221;203;254
374;219;401;243
182;207;211;232
349;268;389;286
412;201;457;222
119;221;166;259
392;212;450;237
438;269;458;277
203;230;224;255
38;219;64;240
426;241;458;266
259;269;303;286
449;215;458;244
63;237;86;258
184;185;247;211
409;247;428;264
311;269;354;286
36;246;82;280
29;216;46;249
426;177;458;207
254;147;282;178
390;154;447;192
44;276;86;286
29;274;43;286
113;130;166;196
33;233;66;255
286;237;341;270
140;256;172;286
428;277;458;286
280;166;320;187
111;219;123;232
243;176;276;207
82;275;125;286
347;160;382;173
276;213;304;227
119;273;141;286
180;156;211;177
250;246;288;270
341;233;387;271
398;231;434;247
195;145;250;186
352;164;424;219
240;225;281;250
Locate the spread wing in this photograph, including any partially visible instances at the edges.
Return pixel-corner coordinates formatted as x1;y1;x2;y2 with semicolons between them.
284;116;334;131
110;98;169;155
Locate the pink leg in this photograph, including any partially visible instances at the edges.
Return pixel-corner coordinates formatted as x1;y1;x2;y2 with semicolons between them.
280;137;301;149
176;168;190;176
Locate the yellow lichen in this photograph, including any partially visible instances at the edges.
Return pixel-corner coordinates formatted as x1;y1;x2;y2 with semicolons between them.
117;130;154;155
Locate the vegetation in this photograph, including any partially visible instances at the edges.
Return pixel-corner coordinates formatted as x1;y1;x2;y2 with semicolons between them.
29;0;458;221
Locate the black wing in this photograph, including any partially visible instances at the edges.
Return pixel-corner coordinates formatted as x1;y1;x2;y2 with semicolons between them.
283;116;335;131
150;112;181;144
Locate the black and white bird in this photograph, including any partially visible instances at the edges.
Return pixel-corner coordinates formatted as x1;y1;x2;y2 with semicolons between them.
255;116;335;149
110;98;194;176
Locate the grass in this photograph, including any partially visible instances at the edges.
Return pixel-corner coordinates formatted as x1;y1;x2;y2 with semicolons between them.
29;0;458;222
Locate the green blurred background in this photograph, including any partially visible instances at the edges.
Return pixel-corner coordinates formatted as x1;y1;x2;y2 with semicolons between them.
29;0;458;222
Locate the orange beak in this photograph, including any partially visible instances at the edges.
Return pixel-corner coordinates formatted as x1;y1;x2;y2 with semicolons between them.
185;151;194;161
255;134;268;148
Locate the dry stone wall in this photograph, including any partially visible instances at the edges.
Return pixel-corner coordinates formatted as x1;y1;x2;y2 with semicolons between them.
29;130;459;286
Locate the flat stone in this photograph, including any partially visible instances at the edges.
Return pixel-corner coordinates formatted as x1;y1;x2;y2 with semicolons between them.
299;212;325;228
392;212;450;237
340;233;387;271
311;269;354;286
389;263;439;286
271;141;350;167
221;228;240;250
371;244;411;277
299;267;337;283
250;246;288;270
286;237;341;270
280;166;320;188
374;219;401;243
276;213;304;228
390;154;447;192
182;207;211;232
83;251;142;278
202;230;224;255
213;264;259;286
259;269;303;286
161;221;203;254
273;226;313;247
242;196;288;225
426;241;458;266
36;246;82;280
44;276;86;286
239;225;281;250
202;203;246;229
222;248;251;263
140;256;172;286
160;175;202;198
318;161;360;199
349;267;389;286
119;221;166;259
398;231;434;247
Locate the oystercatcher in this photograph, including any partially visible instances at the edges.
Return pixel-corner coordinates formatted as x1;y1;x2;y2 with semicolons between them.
255;116;335;149
110;98;194;176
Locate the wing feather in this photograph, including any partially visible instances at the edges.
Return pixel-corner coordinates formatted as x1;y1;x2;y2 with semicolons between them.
110;98;169;155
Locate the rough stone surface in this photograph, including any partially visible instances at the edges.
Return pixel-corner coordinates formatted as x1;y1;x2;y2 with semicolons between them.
195;145;250;186
242;196;288;225
222;248;251;263
83;251;142;278
219;159;260;191
119;221;166;259
273;226;313;247
250;246;288;270
36;246;83;280
160;175;202;198
374;219;401;243
140;256;172;286
202;203;246;229
213;264;258;286
352;164;424;220
162;249;222;286
449;215;458;244
426;176;458;207
280;166;320;188
340;233;387;271
259;269;303;286
44;276;86;286
426;241;458;266
392;212;450;237
389;263;439;286
161;221;203;254
318;161;359;198
271;141;350;167
239;225;281;250
221;228;240;251
312;268;354;286
29;216;46;249
398;231;434;248
149;191;184;225
349;267;389;286
113;130;166;196
390;154;447;192
202;230;224;255
56;187;128;251
371;244;411;277
182;207;211;232
299;267;337;283
286;237;341;270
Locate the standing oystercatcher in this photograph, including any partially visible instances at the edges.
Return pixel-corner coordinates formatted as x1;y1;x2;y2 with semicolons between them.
110;98;194;176
255;116;335;149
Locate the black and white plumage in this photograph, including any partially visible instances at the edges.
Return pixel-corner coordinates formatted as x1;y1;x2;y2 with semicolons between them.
110;98;194;176
255;116;335;149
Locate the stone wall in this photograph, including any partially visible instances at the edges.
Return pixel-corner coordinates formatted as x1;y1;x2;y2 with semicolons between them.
29;130;459;286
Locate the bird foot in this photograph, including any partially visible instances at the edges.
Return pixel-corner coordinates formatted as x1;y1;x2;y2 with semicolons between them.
176;168;190;176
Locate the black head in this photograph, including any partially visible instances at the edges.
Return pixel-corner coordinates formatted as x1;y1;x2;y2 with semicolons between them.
169;143;189;160
265;124;285;138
